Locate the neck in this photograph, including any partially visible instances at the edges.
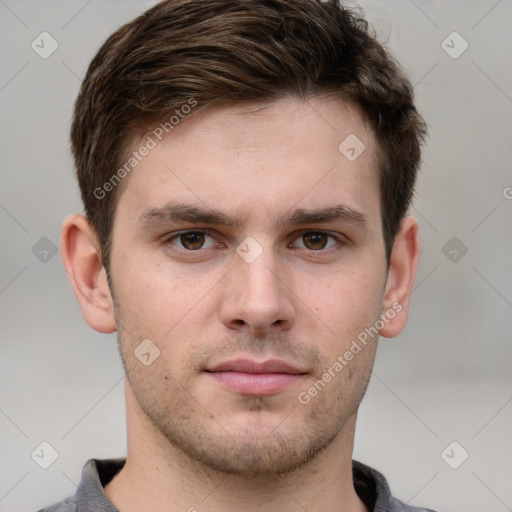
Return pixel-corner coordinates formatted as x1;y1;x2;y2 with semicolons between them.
104;381;367;512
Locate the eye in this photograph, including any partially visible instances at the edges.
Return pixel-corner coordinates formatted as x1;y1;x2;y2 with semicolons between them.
291;231;340;251
167;231;218;251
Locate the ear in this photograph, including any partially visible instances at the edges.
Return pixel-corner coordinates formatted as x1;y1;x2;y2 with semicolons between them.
60;214;116;333
379;216;420;338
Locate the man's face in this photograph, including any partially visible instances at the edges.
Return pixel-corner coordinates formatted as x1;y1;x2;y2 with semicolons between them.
109;96;388;476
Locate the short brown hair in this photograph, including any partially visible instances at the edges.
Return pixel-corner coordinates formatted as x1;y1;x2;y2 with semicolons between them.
71;0;426;269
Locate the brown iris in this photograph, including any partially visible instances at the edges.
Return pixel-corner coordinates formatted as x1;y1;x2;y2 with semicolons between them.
302;232;328;250
180;232;206;250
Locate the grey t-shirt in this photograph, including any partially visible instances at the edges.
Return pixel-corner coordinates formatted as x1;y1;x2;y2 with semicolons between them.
37;459;437;511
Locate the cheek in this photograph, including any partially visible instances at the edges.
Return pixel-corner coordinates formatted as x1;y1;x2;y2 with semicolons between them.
111;256;224;385
123;342;195;421
113;255;217;336
296;266;385;353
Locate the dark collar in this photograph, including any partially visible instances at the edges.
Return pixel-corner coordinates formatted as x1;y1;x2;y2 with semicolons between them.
70;458;431;512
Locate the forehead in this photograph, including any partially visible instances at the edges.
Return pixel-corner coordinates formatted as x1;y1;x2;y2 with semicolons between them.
115;95;380;229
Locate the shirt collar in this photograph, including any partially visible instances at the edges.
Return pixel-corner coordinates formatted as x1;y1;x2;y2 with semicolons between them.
75;458;425;512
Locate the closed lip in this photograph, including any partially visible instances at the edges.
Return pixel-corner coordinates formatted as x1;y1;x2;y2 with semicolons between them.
206;358;306;374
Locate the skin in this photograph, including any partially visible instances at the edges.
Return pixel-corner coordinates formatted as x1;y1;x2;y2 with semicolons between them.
61;95;419;512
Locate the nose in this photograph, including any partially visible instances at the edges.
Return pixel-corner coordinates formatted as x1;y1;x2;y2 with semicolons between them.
219;247;296;336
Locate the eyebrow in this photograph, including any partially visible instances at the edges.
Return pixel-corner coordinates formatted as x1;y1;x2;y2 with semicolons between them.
138;203;239;228
279;205;368;227
137;202;368;229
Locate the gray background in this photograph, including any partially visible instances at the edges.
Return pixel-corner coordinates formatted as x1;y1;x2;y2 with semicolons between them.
1;1;511;511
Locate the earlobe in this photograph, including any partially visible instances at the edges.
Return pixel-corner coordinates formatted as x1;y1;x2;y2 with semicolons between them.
60;214;117;334
379;216;420;338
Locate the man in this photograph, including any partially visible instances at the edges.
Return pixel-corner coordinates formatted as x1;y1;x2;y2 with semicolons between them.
40;0;434;510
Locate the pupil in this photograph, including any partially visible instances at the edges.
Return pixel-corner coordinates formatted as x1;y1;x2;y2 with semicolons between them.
181;232;204;250
304;232;327;250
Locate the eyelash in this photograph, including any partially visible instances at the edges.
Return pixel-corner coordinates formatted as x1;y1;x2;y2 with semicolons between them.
162;229;347;255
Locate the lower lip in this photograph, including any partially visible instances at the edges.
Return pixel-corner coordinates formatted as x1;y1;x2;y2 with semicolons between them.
206;371;305;395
